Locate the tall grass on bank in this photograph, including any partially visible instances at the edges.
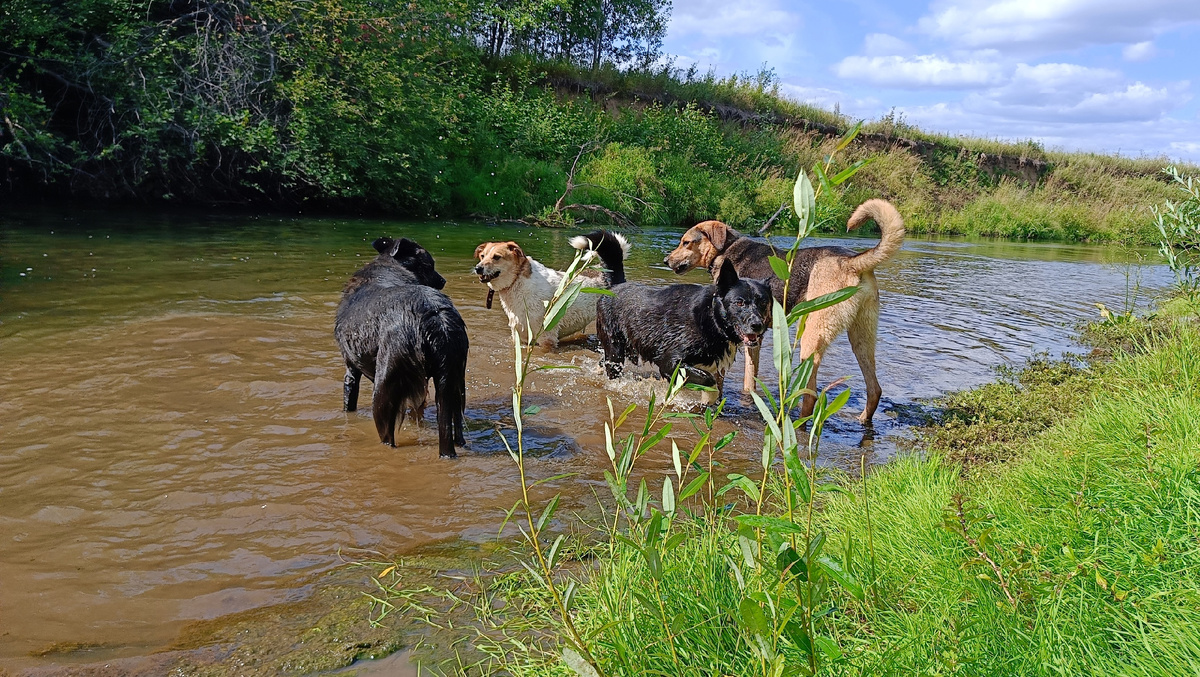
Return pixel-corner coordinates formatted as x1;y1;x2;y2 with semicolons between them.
461;318;1200;676
509;58;1194;244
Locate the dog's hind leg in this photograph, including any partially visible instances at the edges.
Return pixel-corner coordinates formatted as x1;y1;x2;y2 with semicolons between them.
372;368;403;446
343;362;362;412
430;320;468;456
848;305;882;424
433;370;466;458
596;310;625;379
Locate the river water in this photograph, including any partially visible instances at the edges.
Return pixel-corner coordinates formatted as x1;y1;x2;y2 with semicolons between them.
0;209;1170;670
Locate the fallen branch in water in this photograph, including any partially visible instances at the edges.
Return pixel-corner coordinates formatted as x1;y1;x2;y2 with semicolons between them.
757;203;788;235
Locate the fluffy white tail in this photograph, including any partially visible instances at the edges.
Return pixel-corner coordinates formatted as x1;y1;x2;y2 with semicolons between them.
570;230;629;285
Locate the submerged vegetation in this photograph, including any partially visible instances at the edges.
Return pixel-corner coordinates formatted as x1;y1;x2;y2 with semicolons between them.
3;0;1196;242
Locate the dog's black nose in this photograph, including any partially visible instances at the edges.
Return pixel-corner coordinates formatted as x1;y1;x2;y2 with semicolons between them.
663;255;670;265
473;265;483;274
750;323;764;333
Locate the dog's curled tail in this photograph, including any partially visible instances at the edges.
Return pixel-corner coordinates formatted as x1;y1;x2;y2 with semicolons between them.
570;230;629;286
845;199;905;273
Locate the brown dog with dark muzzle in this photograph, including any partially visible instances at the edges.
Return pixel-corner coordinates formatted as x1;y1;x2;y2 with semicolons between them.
663;199;904;423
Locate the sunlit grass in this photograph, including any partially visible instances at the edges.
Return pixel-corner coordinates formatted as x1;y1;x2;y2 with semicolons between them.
391;321;1200;675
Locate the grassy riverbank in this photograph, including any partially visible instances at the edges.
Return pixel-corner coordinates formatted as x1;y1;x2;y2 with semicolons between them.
3;1;1195;243
397;306;1200;675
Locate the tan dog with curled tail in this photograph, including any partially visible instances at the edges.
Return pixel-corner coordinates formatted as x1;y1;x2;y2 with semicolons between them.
664;199;905;422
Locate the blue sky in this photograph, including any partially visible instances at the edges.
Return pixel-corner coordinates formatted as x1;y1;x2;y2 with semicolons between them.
661;0;1200;161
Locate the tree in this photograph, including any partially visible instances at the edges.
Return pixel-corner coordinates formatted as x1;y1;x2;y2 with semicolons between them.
471;0;669;70
574;0;669;71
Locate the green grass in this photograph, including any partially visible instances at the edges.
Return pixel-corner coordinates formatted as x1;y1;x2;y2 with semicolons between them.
830;330;1200;674
425;319;1200;676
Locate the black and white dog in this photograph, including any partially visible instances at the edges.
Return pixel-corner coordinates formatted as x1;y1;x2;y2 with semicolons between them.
335;237;468;457
596;259;772;403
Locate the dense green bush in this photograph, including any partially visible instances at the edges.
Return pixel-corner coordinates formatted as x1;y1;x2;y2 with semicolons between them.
575;142;665;222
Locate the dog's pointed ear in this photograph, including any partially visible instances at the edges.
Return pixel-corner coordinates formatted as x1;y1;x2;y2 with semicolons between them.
697;221;729;251
506;242;525;259
372;237;395;254
474;243;488;259
716;258;740;295
389;238;420;258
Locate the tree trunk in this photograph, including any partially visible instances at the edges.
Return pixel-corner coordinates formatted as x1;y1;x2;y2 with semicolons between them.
590;0;605;71
591;23;602;71
488;17;507;60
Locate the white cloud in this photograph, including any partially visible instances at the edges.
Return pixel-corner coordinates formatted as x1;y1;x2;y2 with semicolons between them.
966;81;1181;123
896;102;1200;161
668;0;798;38
780;84;845;108
863;33;916;57
919;0;1200;53
778;83;881;114
834;54;1006;89
956;62;1189;123
986;63;1122;107
1123;41;1157;62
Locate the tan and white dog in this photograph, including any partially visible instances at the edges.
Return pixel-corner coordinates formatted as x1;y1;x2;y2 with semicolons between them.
474;230;629;348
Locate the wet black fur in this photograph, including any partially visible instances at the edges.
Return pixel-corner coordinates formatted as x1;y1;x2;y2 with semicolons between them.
335;237;468;457
596;260;772;387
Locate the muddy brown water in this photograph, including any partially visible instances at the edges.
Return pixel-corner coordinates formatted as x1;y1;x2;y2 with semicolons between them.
0;209;1170;670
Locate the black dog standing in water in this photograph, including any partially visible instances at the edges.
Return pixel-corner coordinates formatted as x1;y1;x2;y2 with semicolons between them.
335;237;468;457
596;259;772;402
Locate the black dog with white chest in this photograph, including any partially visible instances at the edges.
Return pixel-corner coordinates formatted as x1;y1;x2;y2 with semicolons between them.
335;237;468;457
596;259;772;402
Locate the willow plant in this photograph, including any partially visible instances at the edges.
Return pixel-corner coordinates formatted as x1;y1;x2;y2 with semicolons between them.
1154;166;1200;302
724;121;881;675
497;244;611;676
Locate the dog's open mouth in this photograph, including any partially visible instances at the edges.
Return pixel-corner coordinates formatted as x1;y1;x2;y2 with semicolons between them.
741;332;761;347
477;271;500;283
671;262;691;274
